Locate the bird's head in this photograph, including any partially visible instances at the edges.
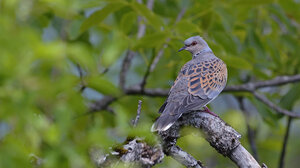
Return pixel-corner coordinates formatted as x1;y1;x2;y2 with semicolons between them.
178;36;211;55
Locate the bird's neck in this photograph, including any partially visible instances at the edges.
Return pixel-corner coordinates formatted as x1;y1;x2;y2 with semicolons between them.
193;47;213;59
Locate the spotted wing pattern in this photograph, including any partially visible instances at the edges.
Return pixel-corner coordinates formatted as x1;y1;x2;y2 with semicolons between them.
187;58;227;99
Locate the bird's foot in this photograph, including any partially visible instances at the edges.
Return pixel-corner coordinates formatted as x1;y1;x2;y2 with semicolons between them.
203;106;218;117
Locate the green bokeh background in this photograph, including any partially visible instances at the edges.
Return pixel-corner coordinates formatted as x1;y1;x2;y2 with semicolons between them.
1;0;300;167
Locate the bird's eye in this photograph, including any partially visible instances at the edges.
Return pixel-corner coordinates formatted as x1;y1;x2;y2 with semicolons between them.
191;41;197;46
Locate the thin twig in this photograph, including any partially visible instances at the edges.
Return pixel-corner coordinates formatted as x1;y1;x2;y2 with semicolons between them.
225;75;300;92
149;7;186;74
253;92;300;118
76;63;86;92
89;96;117;113
140;52;156;90
139;8;187;90
119;50;135;90
167;145;204;168
136;0;154;38
149;44;168;73
119;0;154;90
132;100;142;127
237;97;259;162
175;7;186;22
278;117;293;168
146;0;154;10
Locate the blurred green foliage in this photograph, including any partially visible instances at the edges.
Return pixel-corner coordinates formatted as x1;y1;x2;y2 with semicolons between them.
1;0;300;167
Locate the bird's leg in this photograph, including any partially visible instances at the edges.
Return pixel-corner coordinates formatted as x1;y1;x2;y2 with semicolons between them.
202;106;218;117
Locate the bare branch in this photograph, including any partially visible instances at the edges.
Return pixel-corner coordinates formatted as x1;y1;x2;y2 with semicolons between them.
137;0;154;38
230;145;261;168
166;145;204;168
126;85;169;97
139;8;187;90
119;50;135;90
146;0;154;10
253;92;300;118
140;53;156;90
90;138;164;167
127;75;300;97
176;7;187;22
224;75;300;92
89;96;117;113
76;63;86;92
278;117;293;168
159;111;262;168
132;100;142;127
119;0;155;90
237;97;259;161
149;44;168;73
125;75;300;118
149;7;186;74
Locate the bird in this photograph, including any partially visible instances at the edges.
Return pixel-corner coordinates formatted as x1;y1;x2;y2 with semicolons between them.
151;36;227;132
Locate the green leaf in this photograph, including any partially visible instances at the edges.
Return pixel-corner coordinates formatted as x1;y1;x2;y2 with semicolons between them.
251;97;282;127
67;43;93;67
222;56;253;70
134;32;169;50
130;2;163;29
279;84;300;110
86;76;121;96
120;12;137;34
212;32;238;54
175;20;201;35
101;31;128;67
66;20;82;40
80;2;126;32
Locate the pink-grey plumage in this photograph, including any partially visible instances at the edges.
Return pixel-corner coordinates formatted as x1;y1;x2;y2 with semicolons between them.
151;36;227;132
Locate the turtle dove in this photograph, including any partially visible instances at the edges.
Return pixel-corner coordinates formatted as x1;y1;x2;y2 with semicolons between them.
151;36;227;132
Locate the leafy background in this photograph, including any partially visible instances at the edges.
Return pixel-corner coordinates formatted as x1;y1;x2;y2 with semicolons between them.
1;0;300;167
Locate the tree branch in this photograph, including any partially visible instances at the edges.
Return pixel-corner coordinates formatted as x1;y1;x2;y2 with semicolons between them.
139;8;186;90
119;50;136;90
89;96;117;113
224;75;300;92
252;92;300;118
76;63;86;92
159;111;262;168
119;0;154;90
125;75;300;118
127;74;300;96
89;138;164;167
237;97;259;161
90;75;300;118
132;100;142;127
278;117;293;168
166;145;204;168
137;0;154;38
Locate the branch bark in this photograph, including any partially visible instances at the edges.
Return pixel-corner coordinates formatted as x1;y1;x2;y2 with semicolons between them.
159;111;262;168
132;100;142;127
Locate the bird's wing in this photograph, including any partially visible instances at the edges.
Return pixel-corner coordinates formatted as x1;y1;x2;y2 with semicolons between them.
152;57;227;132
169;57;227;113
187;57;227;100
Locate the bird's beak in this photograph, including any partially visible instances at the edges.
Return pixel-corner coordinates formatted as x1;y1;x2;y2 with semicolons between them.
178;46;186;52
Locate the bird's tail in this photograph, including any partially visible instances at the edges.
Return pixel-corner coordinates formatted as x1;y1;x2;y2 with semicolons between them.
151;114;182;132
